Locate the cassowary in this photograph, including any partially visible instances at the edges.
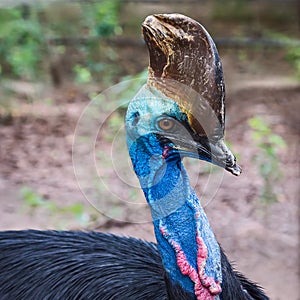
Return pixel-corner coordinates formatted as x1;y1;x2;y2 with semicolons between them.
0;14;269;300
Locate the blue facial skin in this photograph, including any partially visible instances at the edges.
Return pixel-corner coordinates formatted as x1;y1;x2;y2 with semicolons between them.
126;85;222;298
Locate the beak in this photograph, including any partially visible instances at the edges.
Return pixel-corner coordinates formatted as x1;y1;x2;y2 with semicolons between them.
159;133;242;176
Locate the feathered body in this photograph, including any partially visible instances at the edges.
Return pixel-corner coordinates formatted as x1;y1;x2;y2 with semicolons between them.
0;230;267;300
0;14;269;300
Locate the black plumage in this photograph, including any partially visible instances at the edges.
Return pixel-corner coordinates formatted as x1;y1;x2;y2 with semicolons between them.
0;230;268;299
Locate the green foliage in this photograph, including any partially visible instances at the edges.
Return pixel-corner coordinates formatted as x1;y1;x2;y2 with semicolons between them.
20;186;47;208
74;0;122;85
286;46;300;79
0;6;45;79
248;116;286;204
20;186;92;227
0;1;122;84
73;64;92;83
93;0;122;38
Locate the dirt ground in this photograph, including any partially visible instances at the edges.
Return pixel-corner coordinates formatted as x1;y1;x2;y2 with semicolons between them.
0;51;299;299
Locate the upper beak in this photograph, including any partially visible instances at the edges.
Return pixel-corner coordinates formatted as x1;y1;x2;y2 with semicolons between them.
160;133;242;176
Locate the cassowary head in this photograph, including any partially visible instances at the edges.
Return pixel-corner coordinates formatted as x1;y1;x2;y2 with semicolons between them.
126;14;241;180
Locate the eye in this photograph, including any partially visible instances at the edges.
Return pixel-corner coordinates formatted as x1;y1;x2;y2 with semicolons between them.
157;117;175;131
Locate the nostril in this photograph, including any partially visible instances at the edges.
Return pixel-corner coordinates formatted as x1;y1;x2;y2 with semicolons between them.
132;111;140;126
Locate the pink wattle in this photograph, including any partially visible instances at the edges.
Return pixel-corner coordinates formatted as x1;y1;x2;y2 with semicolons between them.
160;219;222;300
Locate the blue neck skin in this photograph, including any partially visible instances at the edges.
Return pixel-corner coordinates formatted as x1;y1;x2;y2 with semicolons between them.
126;85;222;298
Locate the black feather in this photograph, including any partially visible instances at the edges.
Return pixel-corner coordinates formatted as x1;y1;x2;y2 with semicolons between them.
0;230;268;300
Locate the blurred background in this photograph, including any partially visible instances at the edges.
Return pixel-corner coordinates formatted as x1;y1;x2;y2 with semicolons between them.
0;0;299;299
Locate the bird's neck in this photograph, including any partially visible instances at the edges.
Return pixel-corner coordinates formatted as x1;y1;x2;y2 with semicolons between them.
132;149;222;299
